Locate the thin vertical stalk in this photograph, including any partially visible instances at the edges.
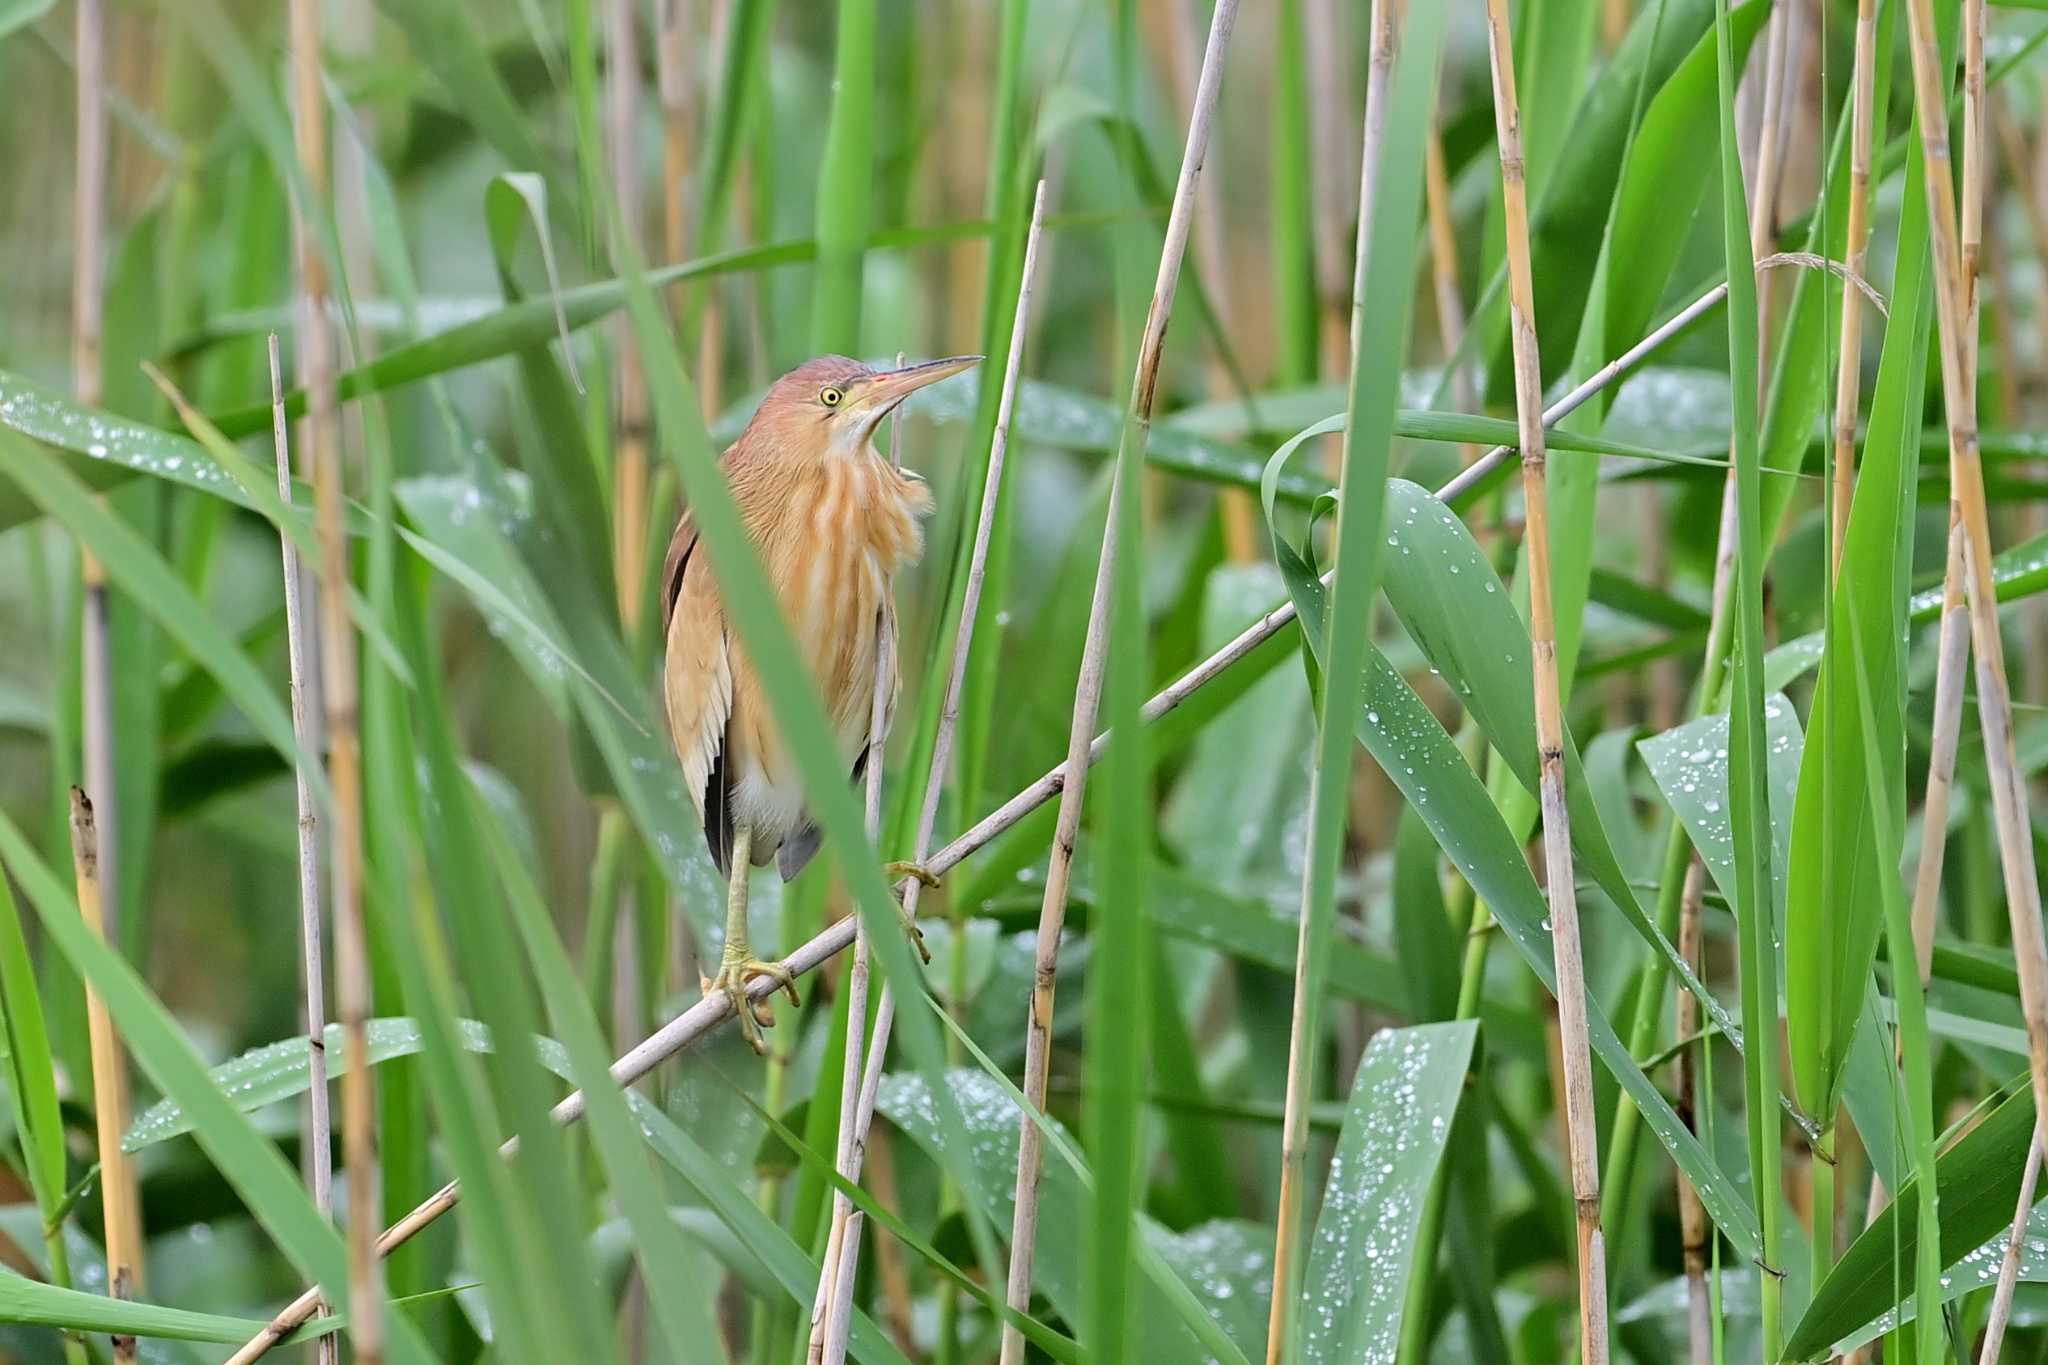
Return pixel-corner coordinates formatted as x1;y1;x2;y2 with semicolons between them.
1270;7;1443;1356
1673;860;1711;1365
1423;120;1476;456
1910;520;1969;981
74;0;118;972
655;0;693;288
287;0;377;1357
1481;1;1607;1356
1978;1127;2043;1365
1712;0;1786;1349
1600;0;1796;1294
1829;0;1879;573
817;184;1047;1365
1269;2;1403;1350
1304;0;1352;391
269;334;336;1365
1000;4;1236;1353
67;791;139;1365
1900;0;2048;1151
609;0;651;632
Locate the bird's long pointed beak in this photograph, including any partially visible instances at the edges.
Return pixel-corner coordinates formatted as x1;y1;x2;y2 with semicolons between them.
857;355;982;415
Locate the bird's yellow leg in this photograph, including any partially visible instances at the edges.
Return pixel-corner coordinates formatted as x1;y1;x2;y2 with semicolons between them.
705;826;798;1054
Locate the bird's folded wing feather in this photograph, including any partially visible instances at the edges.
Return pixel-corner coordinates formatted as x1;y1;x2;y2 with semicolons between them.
660;511;735;866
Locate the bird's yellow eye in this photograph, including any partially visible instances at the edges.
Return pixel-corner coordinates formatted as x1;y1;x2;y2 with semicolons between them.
819;386;844;408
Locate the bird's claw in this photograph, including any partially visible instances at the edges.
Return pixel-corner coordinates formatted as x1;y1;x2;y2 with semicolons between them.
703;956;800;1055
884;859;941;889
879;862;935;963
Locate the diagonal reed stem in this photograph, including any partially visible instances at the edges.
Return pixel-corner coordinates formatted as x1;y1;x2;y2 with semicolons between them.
268;334;336;1356
1480;0;1608;1356
67;790;140;1365
999;5;1237;1353
1979;1124;2044;1365
287;1;377;1359
224;267;1721;1365
809;183;1048;1365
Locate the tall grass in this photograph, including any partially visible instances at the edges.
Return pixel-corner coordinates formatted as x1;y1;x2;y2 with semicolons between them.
7;2;2048;1363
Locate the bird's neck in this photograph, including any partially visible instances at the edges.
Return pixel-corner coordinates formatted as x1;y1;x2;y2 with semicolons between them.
743;447;934;573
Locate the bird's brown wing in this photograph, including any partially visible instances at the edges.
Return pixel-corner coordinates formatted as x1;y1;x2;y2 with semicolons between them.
659;509;739;876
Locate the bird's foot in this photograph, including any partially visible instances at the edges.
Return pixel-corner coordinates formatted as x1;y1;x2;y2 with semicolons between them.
881;862;936;964
884;859;941;889
702;954;800;1055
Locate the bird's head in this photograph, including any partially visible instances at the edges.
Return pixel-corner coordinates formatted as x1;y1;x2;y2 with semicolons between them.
747;354;981;461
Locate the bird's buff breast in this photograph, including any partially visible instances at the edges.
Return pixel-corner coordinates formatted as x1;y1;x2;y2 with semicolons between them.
727;456;932;840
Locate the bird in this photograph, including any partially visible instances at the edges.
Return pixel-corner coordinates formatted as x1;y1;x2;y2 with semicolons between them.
660;353;980;1051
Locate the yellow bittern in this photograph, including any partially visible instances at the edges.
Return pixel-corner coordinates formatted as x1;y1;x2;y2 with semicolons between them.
660;353;980;1050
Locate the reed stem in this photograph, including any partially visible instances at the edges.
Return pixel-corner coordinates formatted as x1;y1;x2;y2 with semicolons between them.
287;1;378;1357
67;791;140;1365
269;334;336;1358
1978;1125;2044;1365
999;5;1237;1353
1901;0;2048;1173
74;0;118;1000
1829;0;1879;574
609;0;650;632
1481;0;1607;1353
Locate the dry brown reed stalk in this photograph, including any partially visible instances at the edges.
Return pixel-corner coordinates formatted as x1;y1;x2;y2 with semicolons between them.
1323;0;1394;491
1980;1125;2044;1365
1899;0;2048;1180
1957;2;2046;1352
286;1;377;1358
814;185;1048;1365
1602;0;1631;52
225;270;1724;1363
655;0;694;311
1422;121;1475;448
609;0;650;631
74;0;119;978
1909;521;1970;983
1829;0;1880;574
863;1125;916;1354
1305;0;1352;386
1673;860;1710;1365
1158;0;1257;561
998;3;1237;1350
1480;0;1608;1354
267;334;336;1352
67;791;140;1365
